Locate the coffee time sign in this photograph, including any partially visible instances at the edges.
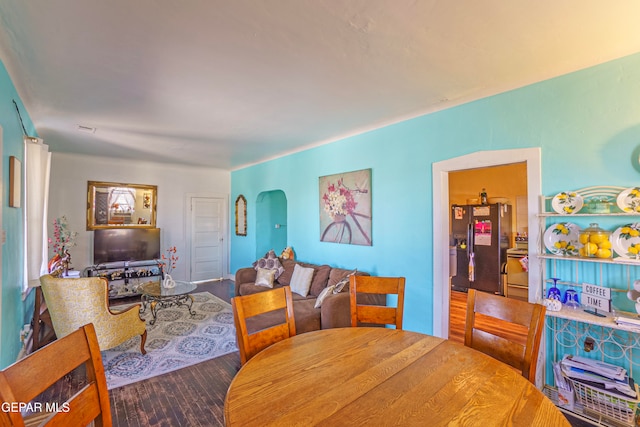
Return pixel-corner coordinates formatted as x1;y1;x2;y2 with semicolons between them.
581;283;611;314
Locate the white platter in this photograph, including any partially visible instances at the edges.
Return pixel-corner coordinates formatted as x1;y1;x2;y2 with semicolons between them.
611;223;640;259
543;222;581;256
616;187;640;213
551;191;583;215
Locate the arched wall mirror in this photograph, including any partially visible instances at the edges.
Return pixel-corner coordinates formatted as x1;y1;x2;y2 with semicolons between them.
87;181;157;230
235;195;247;236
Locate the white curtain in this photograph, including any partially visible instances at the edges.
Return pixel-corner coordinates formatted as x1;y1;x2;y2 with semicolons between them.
23;137;51;291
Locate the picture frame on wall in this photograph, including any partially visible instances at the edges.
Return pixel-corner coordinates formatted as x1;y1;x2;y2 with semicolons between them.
9;156;21;208
319;168;372;246
235;195;247;236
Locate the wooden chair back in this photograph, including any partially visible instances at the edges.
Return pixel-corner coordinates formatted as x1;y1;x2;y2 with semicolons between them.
349;276;405;329
232;286;296;365
464;289;546;383
0;323;112;426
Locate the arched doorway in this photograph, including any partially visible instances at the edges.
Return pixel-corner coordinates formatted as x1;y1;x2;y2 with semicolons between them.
255;190;287;258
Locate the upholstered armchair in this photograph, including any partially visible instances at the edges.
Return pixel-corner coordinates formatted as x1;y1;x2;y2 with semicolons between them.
39;274;147;354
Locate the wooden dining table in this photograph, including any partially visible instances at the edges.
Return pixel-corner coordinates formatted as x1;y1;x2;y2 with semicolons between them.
224;327;570;426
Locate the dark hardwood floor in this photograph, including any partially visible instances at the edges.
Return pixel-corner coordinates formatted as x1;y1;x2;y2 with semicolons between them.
108;279;238;426
109;352;239;426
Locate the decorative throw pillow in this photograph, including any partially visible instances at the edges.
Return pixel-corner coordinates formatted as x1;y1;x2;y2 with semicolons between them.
276;259;297;286
314;284;336;309
256;268;276;288
289;264;315;297
333;269;357;294
309;264;331;297
252;249;285;279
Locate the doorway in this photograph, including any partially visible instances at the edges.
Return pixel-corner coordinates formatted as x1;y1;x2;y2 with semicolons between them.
448;163;527;342
255;190;287;258
432;148;542;338
186;194;227;281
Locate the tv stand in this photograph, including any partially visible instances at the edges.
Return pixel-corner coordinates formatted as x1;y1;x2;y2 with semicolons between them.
86;259;162;299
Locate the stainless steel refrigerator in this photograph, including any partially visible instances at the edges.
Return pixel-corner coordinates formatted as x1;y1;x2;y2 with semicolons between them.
450;203;512;295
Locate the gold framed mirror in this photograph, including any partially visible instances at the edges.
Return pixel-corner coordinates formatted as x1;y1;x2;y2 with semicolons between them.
235;195;247;236
87;181;157;230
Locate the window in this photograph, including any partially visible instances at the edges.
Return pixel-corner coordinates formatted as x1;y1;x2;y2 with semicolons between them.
23;137;51;292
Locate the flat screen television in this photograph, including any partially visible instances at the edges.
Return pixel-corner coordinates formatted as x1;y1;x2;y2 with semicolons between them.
93;228;161;264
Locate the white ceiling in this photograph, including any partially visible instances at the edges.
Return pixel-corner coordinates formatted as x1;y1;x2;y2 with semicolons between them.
1;1;640;170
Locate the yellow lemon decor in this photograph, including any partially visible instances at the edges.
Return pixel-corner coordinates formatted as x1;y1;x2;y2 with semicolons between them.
544;222;581;257
551;191;583;215
599;240;612;249
617;187;640;213
611;223;640;259
628;244;640;255
584;242;599;256
579;223;612;259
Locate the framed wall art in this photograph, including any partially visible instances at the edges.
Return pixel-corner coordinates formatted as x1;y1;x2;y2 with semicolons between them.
235;195;247;236
86;181;157;230
319;168;371;246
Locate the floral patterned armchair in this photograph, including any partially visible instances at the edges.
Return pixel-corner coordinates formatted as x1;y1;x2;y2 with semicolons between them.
39;274;147;353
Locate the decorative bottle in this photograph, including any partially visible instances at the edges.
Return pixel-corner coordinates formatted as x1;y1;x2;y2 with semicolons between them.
480;188;488;205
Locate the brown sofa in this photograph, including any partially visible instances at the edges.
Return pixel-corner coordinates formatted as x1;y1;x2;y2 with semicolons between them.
235;258;381;334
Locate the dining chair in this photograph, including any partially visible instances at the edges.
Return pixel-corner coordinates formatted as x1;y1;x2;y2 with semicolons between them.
0;323;112;426
40;274;147;354
232;286;296;365
349;275;405;329
464;289;546;383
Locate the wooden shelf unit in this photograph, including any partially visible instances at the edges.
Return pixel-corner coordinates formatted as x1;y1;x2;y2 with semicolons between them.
87;259;162;299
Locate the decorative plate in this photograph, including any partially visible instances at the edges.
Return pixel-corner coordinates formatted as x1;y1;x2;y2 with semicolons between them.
543;222;581;256
611;223;640;259
551;191;583;215
616;187;640;213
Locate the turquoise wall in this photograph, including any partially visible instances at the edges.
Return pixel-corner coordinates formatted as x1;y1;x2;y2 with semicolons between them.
0;59;37;368
231;52;640;334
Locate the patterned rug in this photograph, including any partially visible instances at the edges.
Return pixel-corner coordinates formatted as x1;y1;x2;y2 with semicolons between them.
102;292;237;390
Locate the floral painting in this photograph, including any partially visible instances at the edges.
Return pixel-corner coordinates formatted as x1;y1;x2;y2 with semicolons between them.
319;169;371;246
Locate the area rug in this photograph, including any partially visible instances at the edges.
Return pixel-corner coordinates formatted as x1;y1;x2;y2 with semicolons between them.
102;292;237;390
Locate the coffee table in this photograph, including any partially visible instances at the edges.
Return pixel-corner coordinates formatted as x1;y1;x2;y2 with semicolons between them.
138;280;197;325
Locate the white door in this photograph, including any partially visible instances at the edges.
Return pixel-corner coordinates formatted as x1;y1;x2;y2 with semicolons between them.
190;196;224;281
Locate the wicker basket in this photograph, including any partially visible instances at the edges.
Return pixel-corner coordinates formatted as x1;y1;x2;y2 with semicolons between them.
567;378;640;426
